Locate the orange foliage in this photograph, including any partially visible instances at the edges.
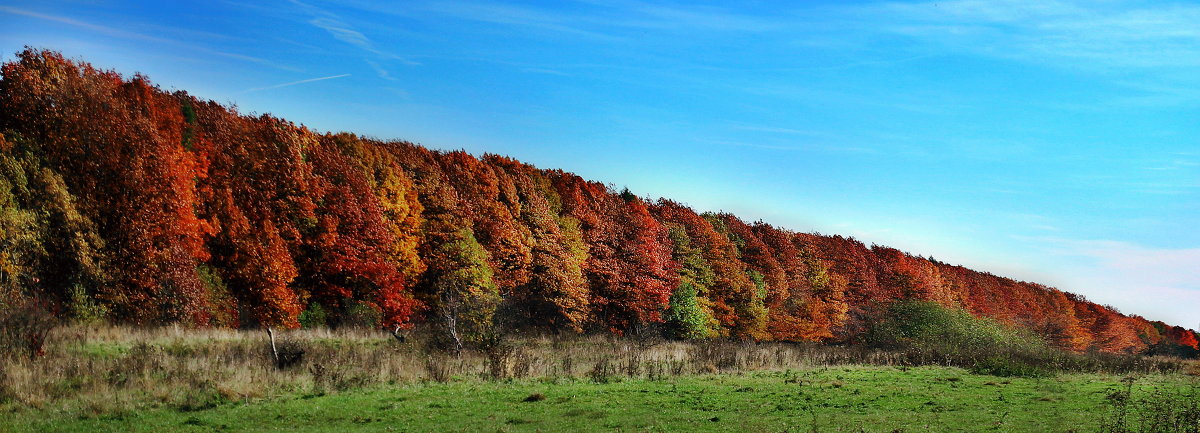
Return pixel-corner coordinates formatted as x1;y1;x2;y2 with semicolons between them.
0;49;1193;356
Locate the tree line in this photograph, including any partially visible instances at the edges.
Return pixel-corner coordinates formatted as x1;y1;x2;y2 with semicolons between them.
1;49;1196;355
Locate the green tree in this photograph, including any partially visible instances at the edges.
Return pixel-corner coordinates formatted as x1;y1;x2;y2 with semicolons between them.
663;225;717;339
0;152;43;307
431;228;499;350
0;133;108;320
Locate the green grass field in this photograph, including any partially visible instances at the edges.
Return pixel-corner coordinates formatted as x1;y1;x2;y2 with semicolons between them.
5;366;1195;433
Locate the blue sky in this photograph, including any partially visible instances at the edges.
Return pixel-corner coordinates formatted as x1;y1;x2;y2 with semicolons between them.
2;0;1198;328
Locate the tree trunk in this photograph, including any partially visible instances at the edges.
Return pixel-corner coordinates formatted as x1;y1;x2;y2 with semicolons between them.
390;324;406;343
444;308;463;352
266;326;279;363
439;290;464;352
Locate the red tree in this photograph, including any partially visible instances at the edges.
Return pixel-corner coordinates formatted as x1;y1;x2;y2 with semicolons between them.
0;49;212;324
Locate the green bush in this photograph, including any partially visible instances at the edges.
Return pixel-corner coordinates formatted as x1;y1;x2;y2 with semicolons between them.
67;284;107;325
866;300;1056;377
342;301;382;329
665;282;714;340
866;300;1046;355
298;303;328;329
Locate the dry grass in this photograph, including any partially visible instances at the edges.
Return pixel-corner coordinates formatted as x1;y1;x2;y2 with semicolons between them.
1183;360;1200;377
0;324;1186;420
0;325;886;417
1;325;401;417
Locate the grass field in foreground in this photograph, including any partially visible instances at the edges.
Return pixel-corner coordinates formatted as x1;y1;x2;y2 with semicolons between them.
5;366;1195;433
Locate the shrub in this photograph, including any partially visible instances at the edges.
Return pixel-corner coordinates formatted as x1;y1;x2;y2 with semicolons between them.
1145;342;1200;360
866;300;1046;355
423;353;453;383
0;299;56;359
341;301;382;329
274;338;305;369
862;302;1177;376
298;303;328;329
67;284;107;325
1101;378;1200;433
866;300;1056;377
588;355;617;383
969;355;1051;378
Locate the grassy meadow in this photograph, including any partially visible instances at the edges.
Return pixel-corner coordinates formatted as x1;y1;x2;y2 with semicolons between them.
1;325;1198;432
7;367;1197;433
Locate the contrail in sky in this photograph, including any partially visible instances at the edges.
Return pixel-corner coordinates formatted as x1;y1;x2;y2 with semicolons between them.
243;74;350;93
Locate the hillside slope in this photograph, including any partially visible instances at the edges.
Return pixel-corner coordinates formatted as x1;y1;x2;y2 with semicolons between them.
1;49;1196;354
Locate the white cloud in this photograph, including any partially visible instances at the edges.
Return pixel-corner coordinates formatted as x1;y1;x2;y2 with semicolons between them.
1068;240;1200;287
1039;238;1200;327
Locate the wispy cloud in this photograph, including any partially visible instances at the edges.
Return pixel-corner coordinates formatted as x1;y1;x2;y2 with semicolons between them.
363;59;394;81
1;6;170;43
412;1;622;40
309;17;373;49
0;5;295;71
862;0;1200;70
288;0;419;74
587;0;781;32
242;73;350;93
347;0;779;41
372;0;1200;73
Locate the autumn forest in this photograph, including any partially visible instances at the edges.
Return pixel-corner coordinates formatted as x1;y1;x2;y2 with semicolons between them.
2;49;1197;357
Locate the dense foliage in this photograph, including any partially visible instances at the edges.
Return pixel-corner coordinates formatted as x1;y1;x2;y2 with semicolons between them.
1;49;1196;356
